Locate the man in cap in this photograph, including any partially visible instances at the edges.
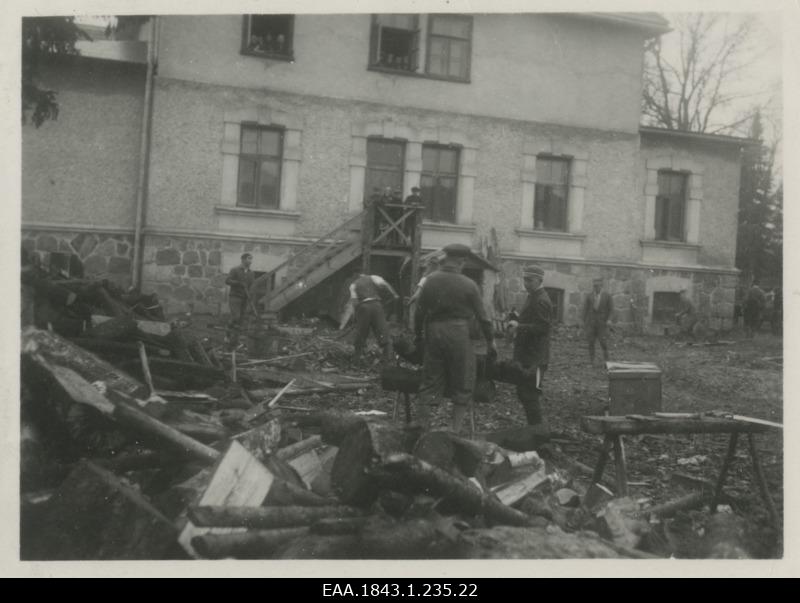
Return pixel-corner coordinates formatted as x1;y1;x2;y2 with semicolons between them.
507;264;553;425
414;244;497;433
225;252;256;349
583;276;614;364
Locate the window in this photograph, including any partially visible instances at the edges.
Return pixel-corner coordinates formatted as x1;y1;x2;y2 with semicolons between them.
365;138;406;201
237;124;283;209
370;15;419;72
421;144;459;224
368;14;472;82
655;170;687;241
652;291;681;323
427;15;472;80
534;157;570;232
242;15;294;60
545;288;564;323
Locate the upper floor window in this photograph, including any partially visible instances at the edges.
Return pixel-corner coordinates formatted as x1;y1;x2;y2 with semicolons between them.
237;124;284;209
242;15;294;61
369;14;472;82
426;15;472;80
655;170;687;242
422;144;459;224
534;156;570;232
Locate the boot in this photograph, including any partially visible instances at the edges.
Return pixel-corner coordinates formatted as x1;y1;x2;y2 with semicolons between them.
521;398;543;426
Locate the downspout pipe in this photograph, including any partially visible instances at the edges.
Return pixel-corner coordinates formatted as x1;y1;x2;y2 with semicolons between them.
131;16;158;290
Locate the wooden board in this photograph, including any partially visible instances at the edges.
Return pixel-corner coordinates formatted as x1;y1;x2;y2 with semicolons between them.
493;468;548;507
178;440;275;558
581;415;773;436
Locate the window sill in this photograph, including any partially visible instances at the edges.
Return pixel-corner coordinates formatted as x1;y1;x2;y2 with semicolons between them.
517;229;586;240
367;65;471;84
215;205;300;220
241;49;294;62
640;240;700;250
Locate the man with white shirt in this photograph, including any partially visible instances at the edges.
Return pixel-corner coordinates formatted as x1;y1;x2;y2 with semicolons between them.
349;271;399;363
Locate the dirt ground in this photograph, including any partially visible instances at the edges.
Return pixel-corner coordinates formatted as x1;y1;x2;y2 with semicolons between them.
191;314;784;558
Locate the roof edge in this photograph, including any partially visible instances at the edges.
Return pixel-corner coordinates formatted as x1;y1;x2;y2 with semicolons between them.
578;12;671;37
639;126;759;147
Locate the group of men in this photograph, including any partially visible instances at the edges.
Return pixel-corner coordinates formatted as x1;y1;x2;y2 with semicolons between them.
224;243;619;433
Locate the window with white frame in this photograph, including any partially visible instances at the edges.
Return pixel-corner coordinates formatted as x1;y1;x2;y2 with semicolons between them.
655;170;687;242
369;14;472;82
534;156;570;232
242;15;294;60
421;144;459;224
237;124;284;209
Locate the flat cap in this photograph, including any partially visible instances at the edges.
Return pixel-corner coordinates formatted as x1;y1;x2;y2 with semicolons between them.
443;243;472;258
522;264;545;278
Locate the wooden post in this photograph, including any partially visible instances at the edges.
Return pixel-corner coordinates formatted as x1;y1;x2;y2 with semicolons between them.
361;204;373;273
611;435;628;497
712;432;739;512
747;433;780;528
137;341;155;397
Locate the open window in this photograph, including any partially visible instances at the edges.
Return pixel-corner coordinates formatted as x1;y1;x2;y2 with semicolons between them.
242;15;294;60
369;15;420;72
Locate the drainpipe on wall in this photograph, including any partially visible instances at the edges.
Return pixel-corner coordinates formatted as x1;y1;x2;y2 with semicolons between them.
131;16;158;290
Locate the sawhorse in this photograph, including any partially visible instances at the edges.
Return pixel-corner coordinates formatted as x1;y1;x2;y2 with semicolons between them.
580;414;781;528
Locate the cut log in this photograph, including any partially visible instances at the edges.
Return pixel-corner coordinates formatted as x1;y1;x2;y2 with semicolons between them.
310;516;369;535
331;422;413;506
493;468;549;507
594;497;651;550
275;435;323;461
21;460;178;560
22;327;149;400
85;315;138;340
188;505;362;529
377;453;532;527
358;517;460;559
191;528;308;560
640;492;708;519
177;441;275;558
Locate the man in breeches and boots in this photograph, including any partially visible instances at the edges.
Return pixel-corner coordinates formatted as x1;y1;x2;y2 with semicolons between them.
414;244;497;434
583;276;614;364
225;253;255;349
349;271;399;364
508;264;552;426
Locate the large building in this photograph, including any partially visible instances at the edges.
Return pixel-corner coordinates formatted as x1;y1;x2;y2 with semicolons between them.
22;13;747;330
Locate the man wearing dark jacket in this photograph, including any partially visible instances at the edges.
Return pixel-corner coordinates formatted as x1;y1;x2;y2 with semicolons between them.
507;264;552;425
225;253;255;348
414;244;497;433
583;277;614;363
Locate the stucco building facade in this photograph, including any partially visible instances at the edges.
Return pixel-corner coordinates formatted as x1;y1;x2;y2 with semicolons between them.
22;13;745;330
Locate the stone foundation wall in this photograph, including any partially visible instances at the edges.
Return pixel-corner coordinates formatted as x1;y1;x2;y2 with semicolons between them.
21;229;134;288
140;234;306;315
500;258;738;332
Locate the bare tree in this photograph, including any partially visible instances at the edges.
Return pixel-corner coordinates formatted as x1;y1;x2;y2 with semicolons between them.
642;14;765;133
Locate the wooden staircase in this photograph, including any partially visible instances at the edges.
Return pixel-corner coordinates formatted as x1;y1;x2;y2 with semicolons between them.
258;211;365;313
257;202;424;316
